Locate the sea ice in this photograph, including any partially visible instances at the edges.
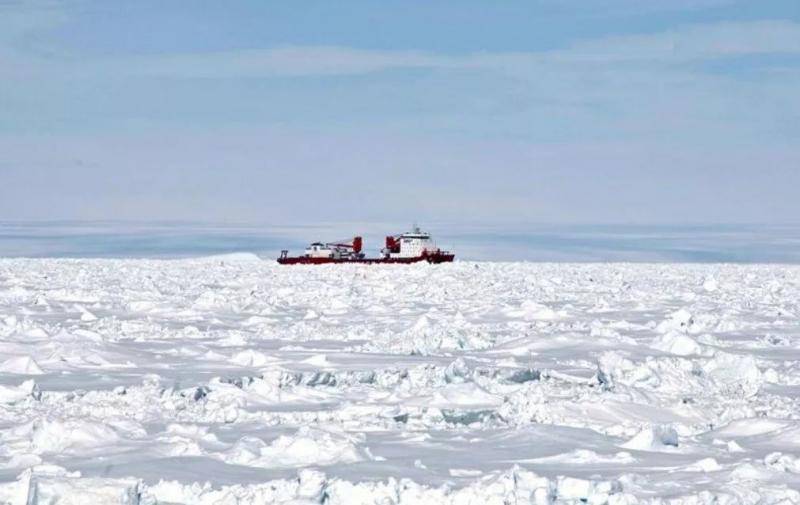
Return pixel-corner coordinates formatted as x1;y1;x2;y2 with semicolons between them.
0;259;798;503
0;356;44;375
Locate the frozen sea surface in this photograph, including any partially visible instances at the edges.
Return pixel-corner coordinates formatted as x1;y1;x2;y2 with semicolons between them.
1;258;800;503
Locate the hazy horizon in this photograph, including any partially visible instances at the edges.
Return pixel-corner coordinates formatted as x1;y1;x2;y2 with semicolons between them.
2;220;800;263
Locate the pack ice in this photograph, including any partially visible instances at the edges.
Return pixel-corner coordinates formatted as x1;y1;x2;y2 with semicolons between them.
1;258;799;504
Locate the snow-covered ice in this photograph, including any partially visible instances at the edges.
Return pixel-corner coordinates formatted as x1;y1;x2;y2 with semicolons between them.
1;258;800;503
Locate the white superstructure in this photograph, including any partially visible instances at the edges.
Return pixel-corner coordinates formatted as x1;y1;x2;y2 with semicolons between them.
305;242;334;258
389;227;437;259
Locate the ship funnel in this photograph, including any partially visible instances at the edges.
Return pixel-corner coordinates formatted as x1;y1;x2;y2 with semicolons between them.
385;236;400;254
353;236;363;253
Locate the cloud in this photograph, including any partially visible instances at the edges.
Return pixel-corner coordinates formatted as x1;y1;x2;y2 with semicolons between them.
0;0;67;39
3;15;797;153
0;0;70;79
132;47;446;78
553;20;800;63
1;129;799;224
2;10;799;225
121;21;800;79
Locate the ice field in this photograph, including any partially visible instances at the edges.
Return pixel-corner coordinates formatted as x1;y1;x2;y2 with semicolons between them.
1;256;800;504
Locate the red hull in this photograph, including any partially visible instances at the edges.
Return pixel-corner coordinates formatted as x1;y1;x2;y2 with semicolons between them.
278;252;454;265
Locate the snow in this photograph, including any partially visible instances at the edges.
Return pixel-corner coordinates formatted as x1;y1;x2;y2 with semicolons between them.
0;380;39;404
222;427;366;468
1;259;800;504
229;349;279;367
26;475;141;505
650;331;706;356
620;425;679;451
0;356;44;375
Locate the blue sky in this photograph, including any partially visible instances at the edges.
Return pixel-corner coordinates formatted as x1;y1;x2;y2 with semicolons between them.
1;0;799;225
